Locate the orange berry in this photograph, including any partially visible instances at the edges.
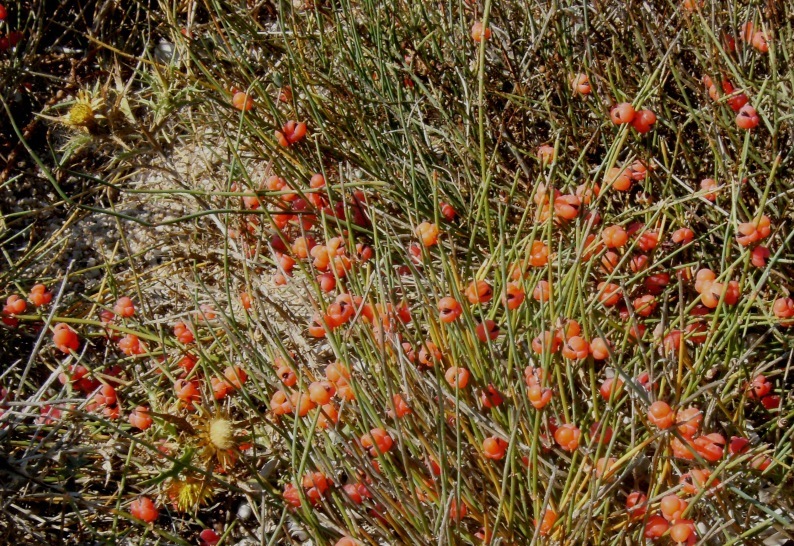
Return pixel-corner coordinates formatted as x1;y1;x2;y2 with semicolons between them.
223;365;247;389
361;427;393;456
736;104;759;130
554;423;581;451
290;390;316;417
632;295;657;317
533;279;551;302
475;319;499;342
308;381;336;405
173;321;194;344
699;178;719;201
537;145;555;165
482;436;508;460
128;406;153;431
470;21;492;42
626;491;647;519
648;401;675;429
28;284;52;307
113;296;135;318
528;240;550;267
389;394;412;418
599;377;624;401
232;91;254;111
631;109;657;133
672;228;694;244
693;432;725;462
536;509;557;535
415;221;439;247
589;337;610;360
527;385;552;409
675;407;702;438
444;366;470;389
503;282;525;310
610;102;636;124
597;282;621;307
571;73;591;95
562;336;589;360
53;323;80;353
660;494;688;521
465;279;493;304
751;31;769;53
270;390;293;415
750;245;770;268
602;225;628;248
275;120;307;146
670;520;695;544
604;167;632;191
644;514;669;538
480;384;503;408
130;496;158;523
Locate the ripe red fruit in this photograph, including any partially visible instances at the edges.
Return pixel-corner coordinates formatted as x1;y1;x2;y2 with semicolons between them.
275;120;307;146
415;221;439;247
610;102;636;125
536;509;557;535
589;337;610;360
199;529;221;546
4;294;26;315
527;384;552;409
445;366;470;389
173;321;194;344
554;423;581;451
438;297;462;322
0;5;6;21
599;377;624;401
223;365;247;389
128;406;153;430
361;428;393;456
503;282;525;310
470;21;491;42
174;378;200;407
480;384;503;408
28;284;53;307
602;225;628;248
631;109;657;133
626;491;647;519
113;296;135;318
232;91;254;111
660;494;688;521
675;407;702;438
694;433;725;462
482;436;508;460
130;496;158;522
648;401;675;429
562;336;589;360
672;228;695;245
53;323;80;353
475;319;499;342
308;381;336;405
750;245;770;268
644;514;669;538
670;520;696;544
465;279;493;304
736;104;759;130
571;73;591;95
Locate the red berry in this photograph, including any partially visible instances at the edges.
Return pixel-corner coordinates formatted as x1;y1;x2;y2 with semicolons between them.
130;496;158;522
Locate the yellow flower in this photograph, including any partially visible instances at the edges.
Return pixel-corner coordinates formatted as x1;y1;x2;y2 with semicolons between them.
196;411;239;470
166;475;214;512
